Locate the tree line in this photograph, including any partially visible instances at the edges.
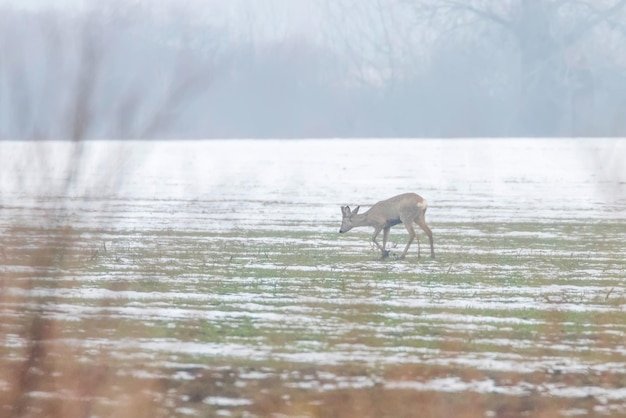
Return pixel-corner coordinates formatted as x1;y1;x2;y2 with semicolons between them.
1;0;626;139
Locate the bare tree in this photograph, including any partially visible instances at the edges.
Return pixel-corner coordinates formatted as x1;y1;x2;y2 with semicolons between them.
403;0;626;135
0;3;217;140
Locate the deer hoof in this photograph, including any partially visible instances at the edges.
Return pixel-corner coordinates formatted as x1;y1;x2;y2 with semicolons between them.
381;250;390;259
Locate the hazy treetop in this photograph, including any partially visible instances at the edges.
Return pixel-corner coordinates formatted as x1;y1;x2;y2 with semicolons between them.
2;0;626;139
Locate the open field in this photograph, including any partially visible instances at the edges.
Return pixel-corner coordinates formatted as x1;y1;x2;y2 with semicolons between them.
1;139;625;417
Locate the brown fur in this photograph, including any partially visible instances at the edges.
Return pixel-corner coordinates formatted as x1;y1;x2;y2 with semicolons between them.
340;193;434;259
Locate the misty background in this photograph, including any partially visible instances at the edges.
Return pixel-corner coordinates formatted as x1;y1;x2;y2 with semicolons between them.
2;0;626;139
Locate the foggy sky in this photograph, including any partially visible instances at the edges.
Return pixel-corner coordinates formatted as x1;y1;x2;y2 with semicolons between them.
0;0;325;40
2;0;626;139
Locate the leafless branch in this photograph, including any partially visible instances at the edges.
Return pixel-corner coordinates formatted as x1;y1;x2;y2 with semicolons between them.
563;0;626;46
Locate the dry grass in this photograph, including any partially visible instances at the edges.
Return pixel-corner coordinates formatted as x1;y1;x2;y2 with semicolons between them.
2;216;625;417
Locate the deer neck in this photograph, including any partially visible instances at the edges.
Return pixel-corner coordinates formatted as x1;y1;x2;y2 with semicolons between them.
351;212;374;228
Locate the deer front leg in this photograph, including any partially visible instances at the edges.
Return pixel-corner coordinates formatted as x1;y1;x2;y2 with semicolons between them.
381;226;391;258
371;226;389;259
382;226;390;251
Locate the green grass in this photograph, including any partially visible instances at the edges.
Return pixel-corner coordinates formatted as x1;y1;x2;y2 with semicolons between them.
2;219;625;417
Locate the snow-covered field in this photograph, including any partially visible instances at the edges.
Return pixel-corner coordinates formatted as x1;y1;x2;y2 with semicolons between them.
3;139;626;222
1;139;625;417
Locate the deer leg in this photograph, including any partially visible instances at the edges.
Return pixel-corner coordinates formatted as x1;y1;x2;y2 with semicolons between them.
416;213;435;259
411;218;422;258
371;226;386;257
381;226;391;258
416;233;422;258
400;222;416;259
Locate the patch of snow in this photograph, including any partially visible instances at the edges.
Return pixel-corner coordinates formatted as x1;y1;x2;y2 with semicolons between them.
202;397;252;407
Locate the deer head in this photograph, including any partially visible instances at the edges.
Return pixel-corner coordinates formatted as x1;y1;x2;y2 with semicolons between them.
339;205;360;233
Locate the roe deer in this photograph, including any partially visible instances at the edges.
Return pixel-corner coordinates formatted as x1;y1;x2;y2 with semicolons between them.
339;193;434;259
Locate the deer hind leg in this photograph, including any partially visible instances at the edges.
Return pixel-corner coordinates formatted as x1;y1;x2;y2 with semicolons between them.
400;221;416;259
415;211;435;259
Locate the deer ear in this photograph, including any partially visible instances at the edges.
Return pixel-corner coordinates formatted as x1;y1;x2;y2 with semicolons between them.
341;206;349;216
353;206;360;215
